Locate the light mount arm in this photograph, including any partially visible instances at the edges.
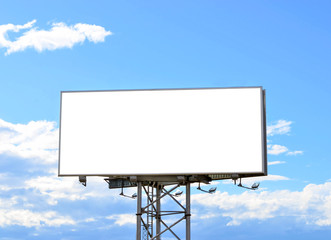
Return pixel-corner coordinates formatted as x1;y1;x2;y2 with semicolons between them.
237;178;260;190
119;186;137;199
197;182;217;194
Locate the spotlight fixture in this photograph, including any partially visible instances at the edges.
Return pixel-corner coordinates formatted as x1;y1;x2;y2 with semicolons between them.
173;190;183;197
197;182;217;194
208;187;217;193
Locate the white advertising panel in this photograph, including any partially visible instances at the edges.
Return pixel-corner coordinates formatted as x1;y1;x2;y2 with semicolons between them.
59;87;267;177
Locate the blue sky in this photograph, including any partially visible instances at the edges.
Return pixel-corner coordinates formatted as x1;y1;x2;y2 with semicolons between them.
0;0;331;239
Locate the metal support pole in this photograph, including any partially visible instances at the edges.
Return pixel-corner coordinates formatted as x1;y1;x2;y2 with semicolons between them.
156;183;161;240
151;186;154;238
137;182;142;240
186;182;191;240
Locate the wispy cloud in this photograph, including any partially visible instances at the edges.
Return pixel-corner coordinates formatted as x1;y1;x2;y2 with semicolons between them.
0;20;111;55
268;161;286;165
243;174;289;184
287;150;303;156
266;120;303;158
267;120;292;136
267;144;288;155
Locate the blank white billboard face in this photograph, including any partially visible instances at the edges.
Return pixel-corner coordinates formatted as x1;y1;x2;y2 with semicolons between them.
59;87;266;176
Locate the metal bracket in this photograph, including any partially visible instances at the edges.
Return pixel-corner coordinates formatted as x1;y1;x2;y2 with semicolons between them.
79;176;86;187
197;182;216;194
237;178;260;190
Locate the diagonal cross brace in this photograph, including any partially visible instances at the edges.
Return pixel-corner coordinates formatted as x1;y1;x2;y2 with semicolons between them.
150;216;186;240
142;184;180;212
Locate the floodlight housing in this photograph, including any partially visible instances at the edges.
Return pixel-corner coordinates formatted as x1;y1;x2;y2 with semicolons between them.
209;187;217;193
173;190;183;197
197;182;217;194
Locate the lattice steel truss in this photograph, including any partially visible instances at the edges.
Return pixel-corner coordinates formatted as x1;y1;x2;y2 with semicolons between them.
136;182;191;240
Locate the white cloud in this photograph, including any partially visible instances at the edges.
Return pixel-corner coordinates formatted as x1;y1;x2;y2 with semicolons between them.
24;173;114;205
267;120;292;136
0;208;75;227
266;120;302;157
0;194;75;227
267;144;288;155
198;212;220;219
0;119;58;164
25;175;88;205
0;20;111;55
192;181;331;226
268;160;286;165
0;197;19;209
0;117;310;231
0;20;36;47
0;184;12;191
0;171;114;228
287;150;303;156
84;217;96;223
243;174;289;184
106;213;136;226
0;173;14;191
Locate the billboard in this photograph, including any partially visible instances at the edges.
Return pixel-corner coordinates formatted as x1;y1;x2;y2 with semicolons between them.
58;87;267;178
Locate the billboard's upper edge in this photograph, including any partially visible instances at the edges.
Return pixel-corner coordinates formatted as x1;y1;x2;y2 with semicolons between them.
60;86;264;94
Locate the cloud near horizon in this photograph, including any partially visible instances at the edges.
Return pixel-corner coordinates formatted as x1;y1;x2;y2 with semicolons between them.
191;181;331;227
0;20;111;55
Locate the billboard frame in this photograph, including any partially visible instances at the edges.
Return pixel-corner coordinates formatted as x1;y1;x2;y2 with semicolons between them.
58;86;267;181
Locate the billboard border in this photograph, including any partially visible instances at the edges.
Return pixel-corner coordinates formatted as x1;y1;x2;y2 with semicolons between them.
58;86;267;179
